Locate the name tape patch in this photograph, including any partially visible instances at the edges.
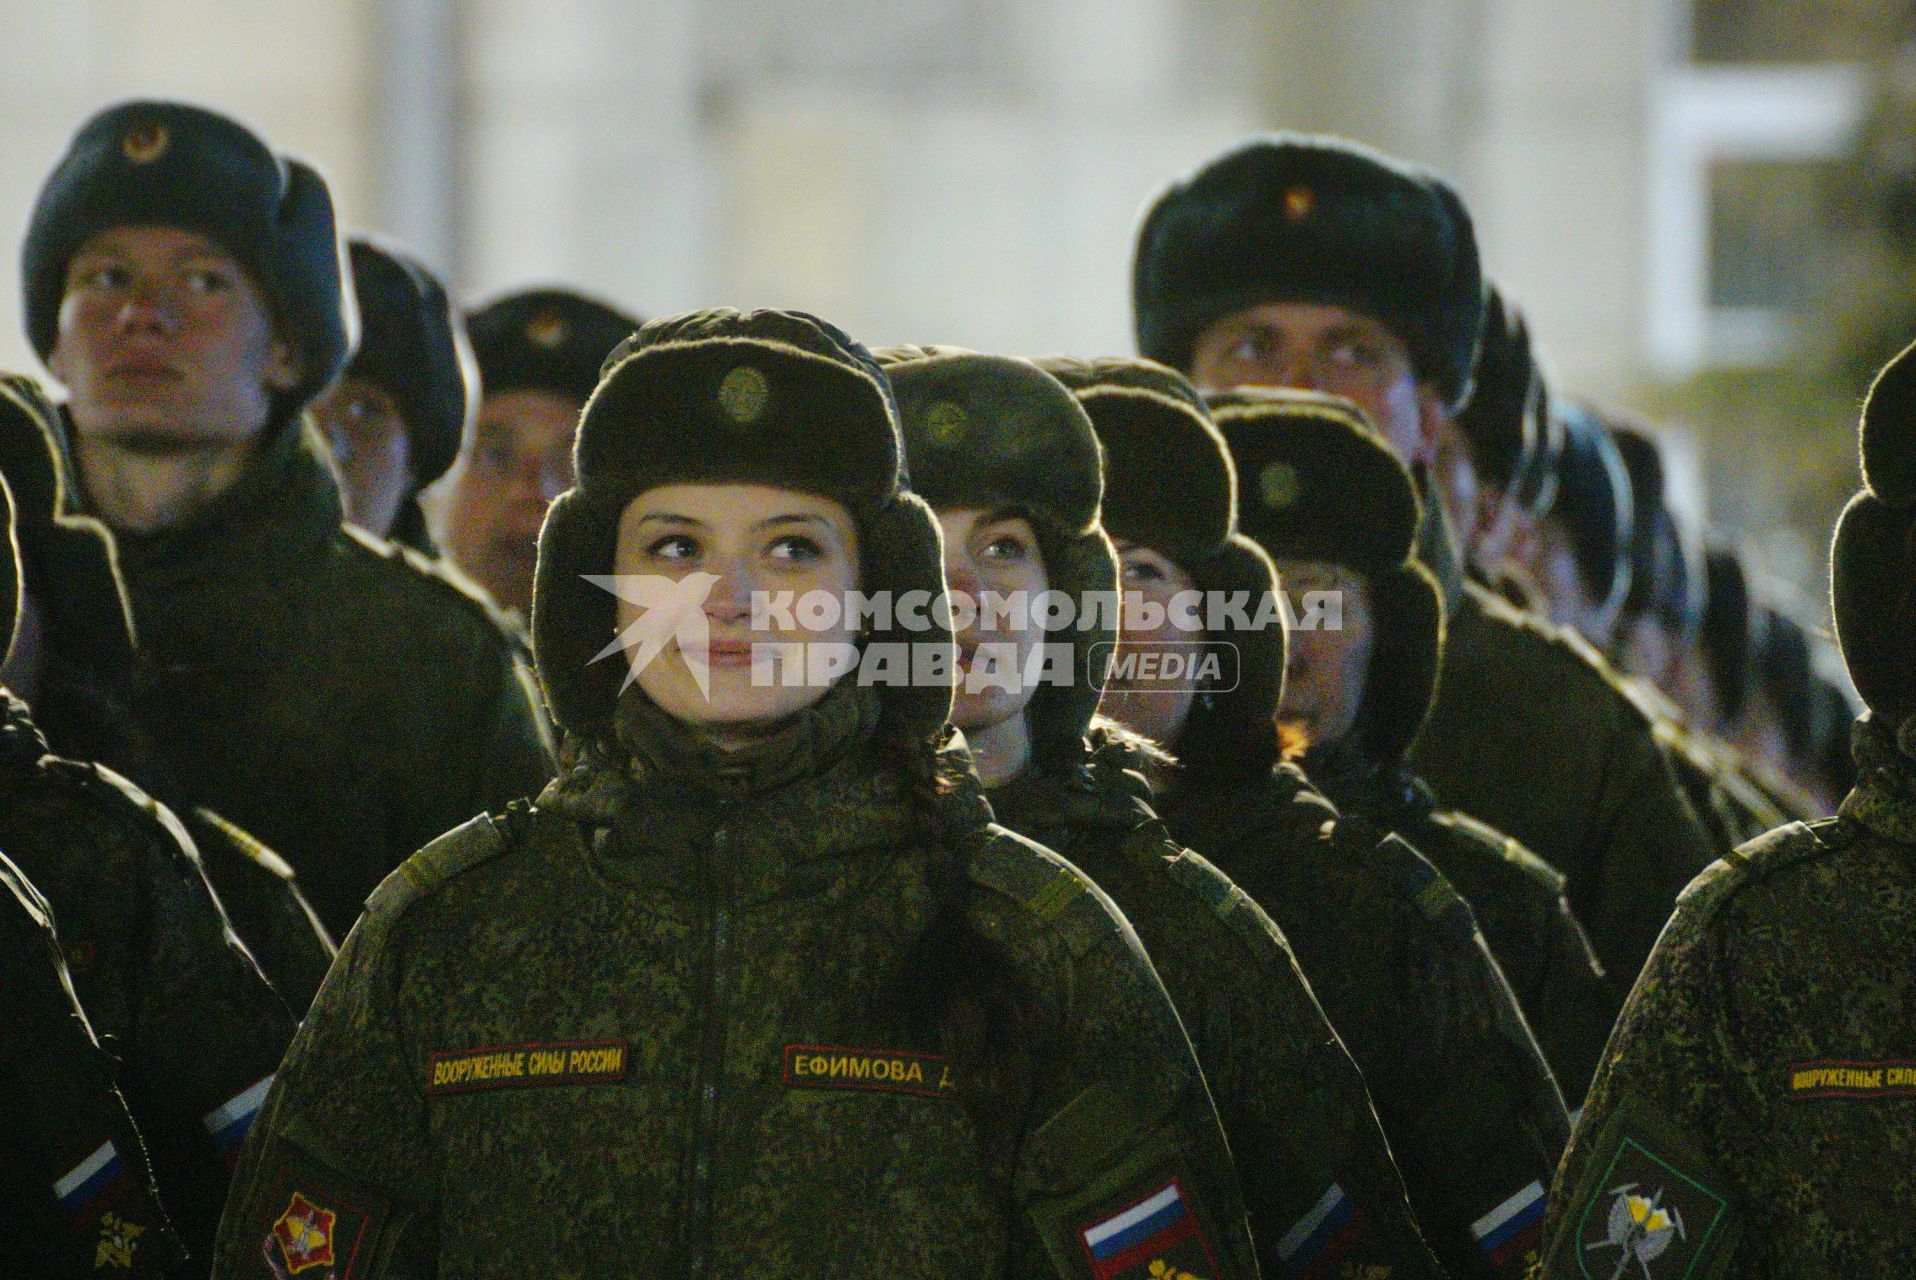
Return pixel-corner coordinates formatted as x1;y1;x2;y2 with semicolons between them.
427;1039;628;1096
782;1044;957;1099
1786;1058;1916;1100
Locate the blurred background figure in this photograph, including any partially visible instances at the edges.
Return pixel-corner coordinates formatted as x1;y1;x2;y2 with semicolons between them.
310;236;475;552
435;288;638;616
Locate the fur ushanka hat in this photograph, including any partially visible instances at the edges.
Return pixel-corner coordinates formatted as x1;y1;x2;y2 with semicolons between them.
1831;338;1916;742
1134;133;1486;411
533;308;951;749
1035;356;1286;779
878;347;1116;765
1208;387;1445;769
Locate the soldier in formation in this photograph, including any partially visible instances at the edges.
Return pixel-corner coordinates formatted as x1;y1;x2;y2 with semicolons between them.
0;87;1897;1273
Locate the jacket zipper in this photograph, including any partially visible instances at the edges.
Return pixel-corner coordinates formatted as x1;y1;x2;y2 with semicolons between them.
681;813;734;1280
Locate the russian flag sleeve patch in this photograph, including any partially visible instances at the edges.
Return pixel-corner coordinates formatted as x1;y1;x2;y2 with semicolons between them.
1274;1183;1369;1278
1077;1179;1218;1280
204;1074;275;1168
53;1140;131;1221
1471;1179;1546;1275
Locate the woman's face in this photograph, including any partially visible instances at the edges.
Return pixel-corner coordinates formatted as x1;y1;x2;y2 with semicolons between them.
613;483;860;737
1273;558;1374;753
1104;540;1202;747
937;507;1049;735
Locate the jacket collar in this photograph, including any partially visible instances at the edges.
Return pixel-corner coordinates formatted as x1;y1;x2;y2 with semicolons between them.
60;408;343;600
1301;733;1435;827
1839;713;1916;845
542;680;926;901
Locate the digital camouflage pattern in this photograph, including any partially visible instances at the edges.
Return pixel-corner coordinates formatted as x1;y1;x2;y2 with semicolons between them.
0;691;297;1266
1308;755;1618;1104
987;734;1447;1279
1157;759;1571;1280
59;416;555;937
1536;713;1916;1279
212;683;1259;1280
0;849;185;1278
1410;579;1719;986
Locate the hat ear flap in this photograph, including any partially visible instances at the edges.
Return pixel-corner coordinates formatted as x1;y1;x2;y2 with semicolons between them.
1358;562;1444;767
1027;528;1120;761
274;159;352;406
1830;491;1916;730
859;492;955;747
531;491;624;738
1175;534;1286;783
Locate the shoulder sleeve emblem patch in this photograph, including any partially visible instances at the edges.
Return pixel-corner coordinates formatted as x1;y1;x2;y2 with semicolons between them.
1542;1097;1739;1280
1274;1182;1372;1278
249;1157;390;1280
1469;1179;1544;1274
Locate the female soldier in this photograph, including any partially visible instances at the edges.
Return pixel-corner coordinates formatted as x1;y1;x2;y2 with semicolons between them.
1201;387;1617;1102
883;343;1514;1279
213;308;1256;1280
1028;361;1569;1280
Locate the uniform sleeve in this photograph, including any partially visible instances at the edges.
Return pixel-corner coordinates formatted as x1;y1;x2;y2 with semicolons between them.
994;874;1259;1280
1166;854;1445;1280
0;864;186;1279
211;911;436;1280
1529;882;1619;1108
1535;871;1744;1280
185;807;337;1014
68;770;299;1265
1347;839;1570;1280
1571;706;1718;987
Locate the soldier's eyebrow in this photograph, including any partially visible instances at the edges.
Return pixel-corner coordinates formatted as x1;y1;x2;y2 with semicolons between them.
974;506;1030;533
750;513;833;533
1320;319;1392;347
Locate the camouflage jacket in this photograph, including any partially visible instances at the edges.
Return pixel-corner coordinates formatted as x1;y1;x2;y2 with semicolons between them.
212;686;1258;1280
61;417;554;937
1158;762;1570;1280
0;849;185;1278
1309;752;1619;1105
1535;714;1916;1279
1410;582;1718;987
0;693;296;1267
29;653;338;1012
989;741;1446;1280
